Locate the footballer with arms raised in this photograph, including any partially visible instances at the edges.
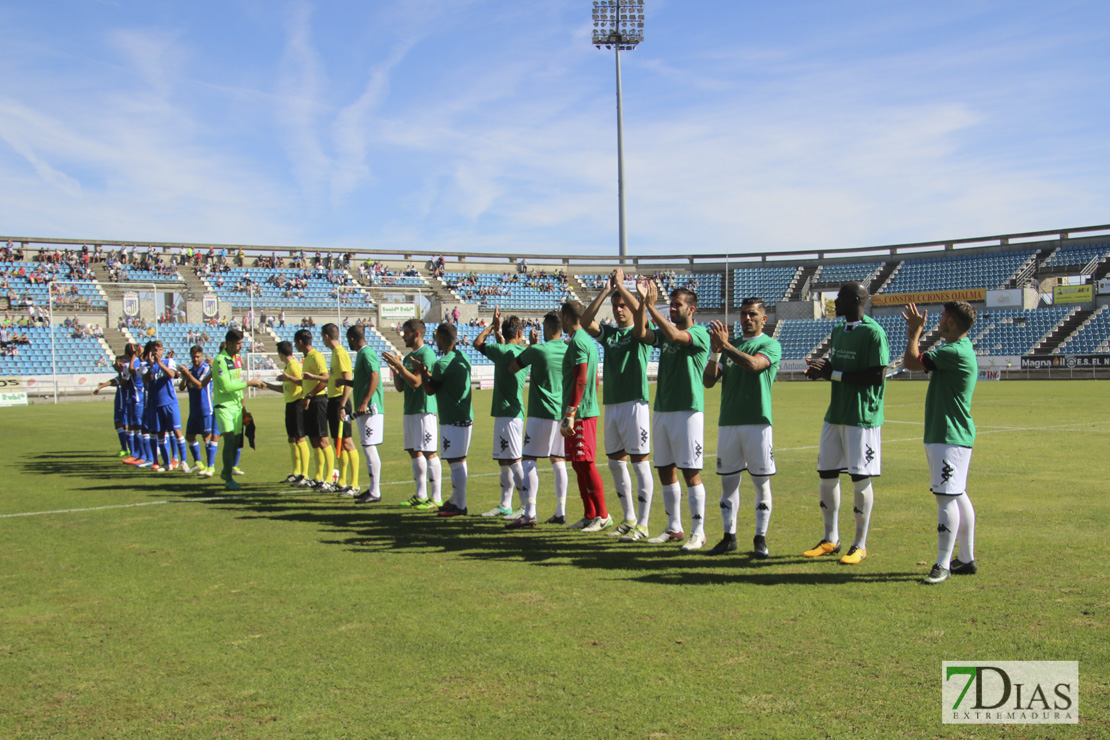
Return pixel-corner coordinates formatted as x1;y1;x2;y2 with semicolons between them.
633;279;711;550
581;267;655;541
903;300;979;584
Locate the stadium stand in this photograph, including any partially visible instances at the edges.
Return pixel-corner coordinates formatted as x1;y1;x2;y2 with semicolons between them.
1042;243;1110;269
1;260;107;309
812;261;885;286
770;318;841;360
967;306;1076;356
0;326;111;375
880;251;1034;294
731;266;798;308
199;268;375;311
1055;305;1110;354
443;272;574;311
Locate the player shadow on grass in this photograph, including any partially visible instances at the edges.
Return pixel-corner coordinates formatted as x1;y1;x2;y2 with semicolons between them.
188;490;922;585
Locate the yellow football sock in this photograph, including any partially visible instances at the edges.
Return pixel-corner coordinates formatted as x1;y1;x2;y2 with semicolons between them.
314;447;326;480
324;446;335;481
337;450;348;487
347;446;360;490
297;440;311;477
290;443;300;475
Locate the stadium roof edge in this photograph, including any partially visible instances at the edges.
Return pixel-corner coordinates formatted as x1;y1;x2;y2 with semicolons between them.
4;223;1110;266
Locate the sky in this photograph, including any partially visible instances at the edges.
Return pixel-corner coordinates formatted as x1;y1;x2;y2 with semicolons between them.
0;0;1108;258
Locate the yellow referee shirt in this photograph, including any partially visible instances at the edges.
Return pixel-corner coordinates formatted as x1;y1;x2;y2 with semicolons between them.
282;356;304;403
301;348;328;399
327;345;352;398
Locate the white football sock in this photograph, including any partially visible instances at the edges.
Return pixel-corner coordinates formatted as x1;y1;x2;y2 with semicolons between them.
631;460;654;527
935;494;959;568
411;455;427;500
752;475;772;536
608;458;634;522
362;444;382;497
509;461;525;510
522;459;539;519
662;482;682;532
499;467;513;509
956;492;976;562
819;478;841;543
427;454;442;503
720;473;741;534
449;460;468;509
852;478;874;550
687;483;706;537
552;461;568;518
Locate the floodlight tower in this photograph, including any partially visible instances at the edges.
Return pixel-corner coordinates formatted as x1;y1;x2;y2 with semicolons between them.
592;0;645;261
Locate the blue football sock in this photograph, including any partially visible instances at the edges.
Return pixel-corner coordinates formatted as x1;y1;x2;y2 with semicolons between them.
234;448;242;467
141;434;153;461
190;442;201;463
160;438;173;467
206;442;218;468
177;437;187;462
117;428;129;453
127;431;136;456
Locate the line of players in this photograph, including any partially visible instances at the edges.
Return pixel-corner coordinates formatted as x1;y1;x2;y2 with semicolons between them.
96;340;251;477
97;273;979;584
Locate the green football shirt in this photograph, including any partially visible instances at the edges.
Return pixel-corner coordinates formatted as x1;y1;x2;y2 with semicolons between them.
717;333;781;427
824;316;889;428
653;324;711;413
922;336;977;446
402;344;438;415
353;345;384;415
599;324;651;405
481;342;527;419
562;329;599;420
516;339;567;420
431;349;473;425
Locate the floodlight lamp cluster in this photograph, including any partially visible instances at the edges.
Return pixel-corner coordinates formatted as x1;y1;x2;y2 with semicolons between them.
592;0;645;51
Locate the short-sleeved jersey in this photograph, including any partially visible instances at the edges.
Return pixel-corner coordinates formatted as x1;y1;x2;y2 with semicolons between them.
281;357;304;404
824;316;889;428
653;324;711;413
431;349;472;425
212;351;247;408
129;357;145;394
481;342;526;419
922;336;977;446
187;361;214;416
515;339;567;420
301;349;328;398
327;345;352;398
403;344;438;415
599;324;651;405
717;333;781;426
147;358;178;409
562;329;599;420
353;346;384;414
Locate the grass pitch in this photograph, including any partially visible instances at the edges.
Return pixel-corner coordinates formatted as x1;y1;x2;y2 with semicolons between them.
1;380;1107;738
